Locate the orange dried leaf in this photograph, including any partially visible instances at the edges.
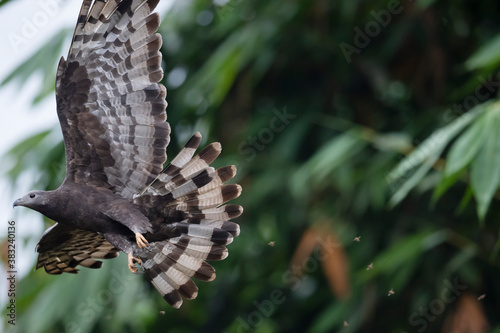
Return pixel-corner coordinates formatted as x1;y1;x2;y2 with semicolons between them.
442;293;489;333
314;224;350;300
319;242;350;300
289;227;319;278
289;222;351;301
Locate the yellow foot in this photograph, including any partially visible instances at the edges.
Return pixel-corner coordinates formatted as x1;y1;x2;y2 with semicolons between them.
128;252;142;273
136;232;149;249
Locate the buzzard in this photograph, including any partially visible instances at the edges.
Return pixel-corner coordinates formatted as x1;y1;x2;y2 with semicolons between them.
13;0;242;309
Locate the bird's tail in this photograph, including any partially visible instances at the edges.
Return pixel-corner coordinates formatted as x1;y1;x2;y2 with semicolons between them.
133;132;242;308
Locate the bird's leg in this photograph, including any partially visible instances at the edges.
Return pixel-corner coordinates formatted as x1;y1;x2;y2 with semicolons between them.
128;252;142;273
135;232;149;248
128;233;148;273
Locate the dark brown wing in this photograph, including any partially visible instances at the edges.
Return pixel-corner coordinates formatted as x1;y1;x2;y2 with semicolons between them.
36;223;119;275
56;0;169;197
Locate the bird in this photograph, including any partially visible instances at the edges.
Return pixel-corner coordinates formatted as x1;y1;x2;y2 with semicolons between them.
12;0;242;309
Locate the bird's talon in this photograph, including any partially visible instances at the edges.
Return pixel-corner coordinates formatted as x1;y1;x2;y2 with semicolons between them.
135;232;149;248
128;263;138;273
128;252;142;273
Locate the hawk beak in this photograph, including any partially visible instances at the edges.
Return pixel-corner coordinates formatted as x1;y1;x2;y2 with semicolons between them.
13;198;22;208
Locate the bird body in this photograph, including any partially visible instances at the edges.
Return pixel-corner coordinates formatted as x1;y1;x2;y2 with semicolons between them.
13;0;242;309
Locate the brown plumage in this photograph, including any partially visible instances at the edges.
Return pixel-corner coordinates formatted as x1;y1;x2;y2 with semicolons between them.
13;0;242;309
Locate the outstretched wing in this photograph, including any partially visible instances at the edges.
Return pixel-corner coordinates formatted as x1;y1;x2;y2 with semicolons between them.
36;223;119;274
56;0;170;197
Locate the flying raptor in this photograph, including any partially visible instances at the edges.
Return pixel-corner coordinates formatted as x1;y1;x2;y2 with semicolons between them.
13;0;242;309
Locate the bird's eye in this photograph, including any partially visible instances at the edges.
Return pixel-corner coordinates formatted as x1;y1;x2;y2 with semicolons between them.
29;193;36;199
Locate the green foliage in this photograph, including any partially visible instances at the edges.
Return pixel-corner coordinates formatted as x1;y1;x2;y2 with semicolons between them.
2;29;70;104
470;106;500;220
466;32;500;71
3;0;500;332
387;102;489;208
0;0;13;8
444;111;488;177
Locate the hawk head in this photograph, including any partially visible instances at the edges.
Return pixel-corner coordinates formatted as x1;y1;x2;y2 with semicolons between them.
13;190;49;210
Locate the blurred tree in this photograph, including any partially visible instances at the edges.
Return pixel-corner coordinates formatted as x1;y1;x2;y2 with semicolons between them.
2;0;500;332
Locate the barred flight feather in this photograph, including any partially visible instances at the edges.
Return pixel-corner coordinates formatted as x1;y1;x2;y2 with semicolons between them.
58;0;169;197
132;132;242;307
35;223;119;275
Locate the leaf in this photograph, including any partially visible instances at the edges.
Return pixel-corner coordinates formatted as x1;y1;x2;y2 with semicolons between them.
445;112;488;177
182;19;280;107
465;32;500;71
388;143;445;207
4;129;53;182
309;287;373;333
387;103;488;184
387;102;490;207
307;131;364;181
432;167;466;205
1;29;69;93
289;223;351;300
291;130;366;199
433;109;490;204
0;0;14;8
441;294;490;332
317;227;350;300
5;130;52;157
471;108;500;221
289;227;318;279
357;229;445;283
456;186;474;215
